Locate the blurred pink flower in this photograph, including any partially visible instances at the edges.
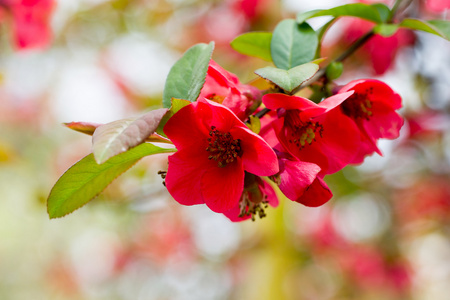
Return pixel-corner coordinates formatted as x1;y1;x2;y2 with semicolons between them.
1;0;55;49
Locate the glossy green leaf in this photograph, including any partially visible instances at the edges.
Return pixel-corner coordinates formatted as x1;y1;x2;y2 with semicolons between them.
326;62;343;80
162;42;215;108
374;23;399;37
371;3;390;23
296;3;384;24
400;19;450;41
47;143;175;219
271;20;318;70
231;32;272;61
92;108;168;164
255;63;319;93
156;98;191;138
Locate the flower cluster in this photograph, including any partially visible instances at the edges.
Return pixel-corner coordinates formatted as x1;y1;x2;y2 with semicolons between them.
163;61;404;221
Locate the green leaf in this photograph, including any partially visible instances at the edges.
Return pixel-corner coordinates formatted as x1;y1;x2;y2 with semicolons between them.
162;42;215;108
374;23;399;37
255;62;319;93
427;20;450;40
156;98;191;138
230;32;272;61
246;115;261;134
400;19;450;41
92;108;168;164
296;3;384;24
371;3;390;23
326;62;343;80
47;143;175;219
271;20;318;70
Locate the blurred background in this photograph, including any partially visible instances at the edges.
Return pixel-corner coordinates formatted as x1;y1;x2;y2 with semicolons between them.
0;0;449;299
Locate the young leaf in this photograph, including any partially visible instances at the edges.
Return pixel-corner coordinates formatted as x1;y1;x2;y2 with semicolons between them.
326;62;343;80
162;42;215;108
271;20;318;70
92;108;168;164
65;121;100;135
400;19;450;41
255;63;319;93
371;3;390;23
296;3;384;24
374;23;399;37
246;115;261;134
231;32;273;61
47;143;175;219
156;98;191;137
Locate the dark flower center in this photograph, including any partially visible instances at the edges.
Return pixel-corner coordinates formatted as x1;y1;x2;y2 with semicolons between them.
238;173;269;221
239;191;268;221
206;126;242;167
341;89;374;120
285;111;324;149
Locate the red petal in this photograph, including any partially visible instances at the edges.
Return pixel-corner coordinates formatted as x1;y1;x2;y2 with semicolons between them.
231;126;279;176
362;102;404;140
223;203;251;222
201;160;245;213
165;151;210;206
163;102;210;151
201;99;244;132
278;158;322;201
263;93;323;113
297;176;332;207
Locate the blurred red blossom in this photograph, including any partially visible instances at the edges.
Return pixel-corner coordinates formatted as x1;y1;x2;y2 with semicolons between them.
0;0;55;49
340;18;415;74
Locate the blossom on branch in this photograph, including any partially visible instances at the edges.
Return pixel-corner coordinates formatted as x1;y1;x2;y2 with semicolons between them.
263;92;360;175
334;79;404;163
163;99;279;215
199;60;262;121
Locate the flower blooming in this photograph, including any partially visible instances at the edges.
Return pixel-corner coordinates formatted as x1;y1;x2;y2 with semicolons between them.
335;79;403;163
199;60;262;121
263;92;360;175
163;99;279;214
259;112;333;207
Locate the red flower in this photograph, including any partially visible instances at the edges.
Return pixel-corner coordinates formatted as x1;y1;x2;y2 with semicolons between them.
259;112;333;207
263;92;360;175
335;79;403;163
2;0;55;49
199;60;261;121
163;99;278;214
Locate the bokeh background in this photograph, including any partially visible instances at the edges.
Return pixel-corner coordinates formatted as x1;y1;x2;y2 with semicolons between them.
1;0;449;299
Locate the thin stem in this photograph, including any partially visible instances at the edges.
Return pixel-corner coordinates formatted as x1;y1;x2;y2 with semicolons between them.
389;0;404;22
